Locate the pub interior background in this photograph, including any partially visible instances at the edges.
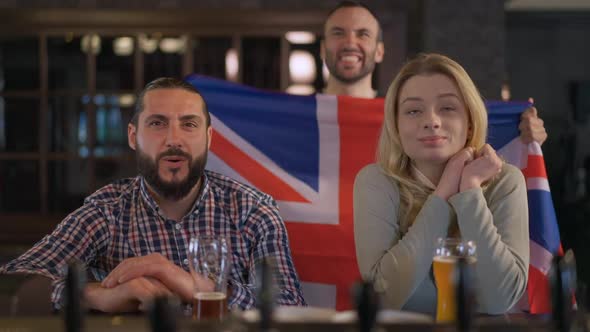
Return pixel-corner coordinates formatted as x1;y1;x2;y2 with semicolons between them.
0;0;589;300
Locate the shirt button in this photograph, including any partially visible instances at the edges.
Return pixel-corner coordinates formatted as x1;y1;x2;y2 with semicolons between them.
175;223;182;230
183;258;189;266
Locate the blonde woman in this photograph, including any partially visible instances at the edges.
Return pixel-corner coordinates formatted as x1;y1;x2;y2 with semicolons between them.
353;53;529;316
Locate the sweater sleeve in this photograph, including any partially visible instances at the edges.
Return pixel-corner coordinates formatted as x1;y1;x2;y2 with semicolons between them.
353;164;452;309
448;163;529;314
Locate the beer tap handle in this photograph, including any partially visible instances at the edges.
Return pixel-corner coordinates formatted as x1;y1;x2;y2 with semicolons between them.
456;257;474;332
550;251;577;332
256;258;276;332
149;296;178;332
576;282;587;316
353;280;379;332
64;261;85;332
575;282;588;332
562;250;577;332
561;250;577;304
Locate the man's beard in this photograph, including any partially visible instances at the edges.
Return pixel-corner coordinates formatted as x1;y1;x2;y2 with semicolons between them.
136;146;207;201
325;47;377;84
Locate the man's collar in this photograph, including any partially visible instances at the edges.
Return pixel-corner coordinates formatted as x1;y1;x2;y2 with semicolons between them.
139;177;161;215
187;173;210;215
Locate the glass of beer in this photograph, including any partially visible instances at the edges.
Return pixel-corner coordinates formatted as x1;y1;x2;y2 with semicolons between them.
433;238;476;323
189;235;231;321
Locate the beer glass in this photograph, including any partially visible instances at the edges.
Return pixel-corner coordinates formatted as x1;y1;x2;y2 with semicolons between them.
433;238;476;323
189;235;231;321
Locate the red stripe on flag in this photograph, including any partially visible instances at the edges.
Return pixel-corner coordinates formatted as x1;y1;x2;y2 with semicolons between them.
338;96;384;309
210;128;310;203
286;223;357;258
291;254;360;310
284;96;383;310
528;265;551;314
286;222;359;310
522;155;548;179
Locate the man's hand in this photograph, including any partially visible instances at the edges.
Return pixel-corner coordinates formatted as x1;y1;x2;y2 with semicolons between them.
85;278;172;313
101;253;211;302
519;97;547;145
433;147;475;200
459;144;503;191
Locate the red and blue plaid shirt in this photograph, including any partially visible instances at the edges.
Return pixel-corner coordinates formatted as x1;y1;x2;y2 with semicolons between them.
0;170;305;310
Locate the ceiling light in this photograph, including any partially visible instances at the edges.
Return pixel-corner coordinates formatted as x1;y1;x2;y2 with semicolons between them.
289;50;316;84
81;34;101;55
113;37;134;56
286;84;315;95
285;31;316;44
225;48;239;82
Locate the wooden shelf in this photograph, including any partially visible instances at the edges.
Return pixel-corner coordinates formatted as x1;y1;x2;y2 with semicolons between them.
0;91;41;98
0;152;134;161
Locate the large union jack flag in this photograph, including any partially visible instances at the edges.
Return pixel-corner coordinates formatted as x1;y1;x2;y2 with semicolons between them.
186;75;561;313
486;101;562;314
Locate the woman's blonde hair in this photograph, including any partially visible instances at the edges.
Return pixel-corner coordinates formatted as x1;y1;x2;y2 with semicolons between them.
377;53;488;234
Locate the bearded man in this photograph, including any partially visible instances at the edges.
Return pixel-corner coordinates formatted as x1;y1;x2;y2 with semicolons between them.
0;77;305;313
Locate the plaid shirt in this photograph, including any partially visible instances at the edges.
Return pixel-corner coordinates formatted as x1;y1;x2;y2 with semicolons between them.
0;170;305;310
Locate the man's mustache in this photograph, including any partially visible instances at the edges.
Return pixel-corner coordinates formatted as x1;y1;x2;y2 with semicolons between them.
157;148;192;161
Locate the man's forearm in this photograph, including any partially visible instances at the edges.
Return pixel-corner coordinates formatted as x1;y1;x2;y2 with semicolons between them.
84;282;137;313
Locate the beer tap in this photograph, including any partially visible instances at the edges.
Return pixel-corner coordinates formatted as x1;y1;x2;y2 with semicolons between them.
550;250;576;332
256;258;276;332
353;281;379;332
574;282;589;332
149;296;178;332
64;261;85;332
456;257;475;332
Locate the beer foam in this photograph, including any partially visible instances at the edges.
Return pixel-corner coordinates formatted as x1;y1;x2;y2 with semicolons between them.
195;292;226;300
433;256;477;264
433;256;457;263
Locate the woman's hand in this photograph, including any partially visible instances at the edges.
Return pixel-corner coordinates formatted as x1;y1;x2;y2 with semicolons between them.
459;144;502;191
434;147;475;200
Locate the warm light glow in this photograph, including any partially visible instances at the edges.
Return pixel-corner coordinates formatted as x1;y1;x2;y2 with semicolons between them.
81;34;101;55
139;34;158;54
289;50;316;84
285;31;316;44
113;37;134;56
119;94;136;107
501;83;511;101
225;48;239;82
65;32;74;43
286;84;315;95
159;36;187;54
